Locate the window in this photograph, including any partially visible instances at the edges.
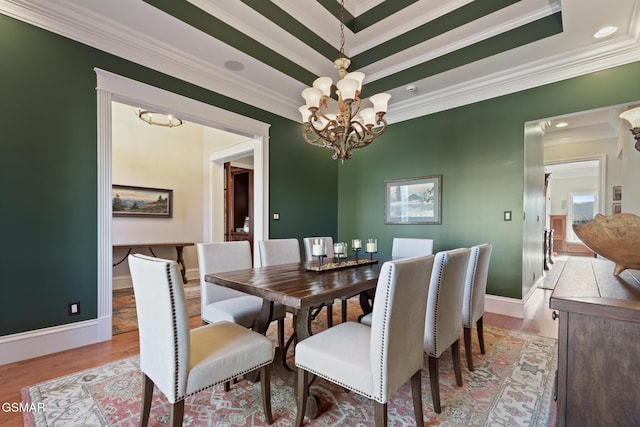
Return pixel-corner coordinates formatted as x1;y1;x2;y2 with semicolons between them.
568;191;597;241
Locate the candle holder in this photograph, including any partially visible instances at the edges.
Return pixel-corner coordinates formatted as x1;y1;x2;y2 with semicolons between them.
334;242;347;264
365;238;378;260
315;254;326;270
312;238;327;270
351;239;362;262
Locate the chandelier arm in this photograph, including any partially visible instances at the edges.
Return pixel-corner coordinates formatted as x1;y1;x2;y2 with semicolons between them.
345;117;388;156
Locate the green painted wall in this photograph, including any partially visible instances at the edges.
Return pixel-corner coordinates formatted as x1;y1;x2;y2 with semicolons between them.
2;11;639;336
0;14;336;336
338;62;640;299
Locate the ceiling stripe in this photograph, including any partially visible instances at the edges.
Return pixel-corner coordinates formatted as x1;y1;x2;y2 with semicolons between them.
316;0;421;32
350;0;520;69
363;11;563;95
239;0;339;62
142;0;316;85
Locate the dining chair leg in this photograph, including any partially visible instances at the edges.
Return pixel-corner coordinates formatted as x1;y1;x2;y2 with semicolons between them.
140;374;154;427
428;356;441;414
410;369;424;426
374;401;388;427
224;381;231;392
326;303;333;328
295;368;309;427
464;326;474;371
278;318;285;348
260;364;274;424
170;400;185;427
452;340;463;387
341;299;348;323
477;316;486;354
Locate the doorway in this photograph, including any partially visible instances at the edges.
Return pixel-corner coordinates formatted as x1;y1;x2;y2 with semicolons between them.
96;69;270;341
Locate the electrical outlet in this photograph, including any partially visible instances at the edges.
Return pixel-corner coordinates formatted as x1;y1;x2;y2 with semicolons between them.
68;301;80;316
273;212;280;220
504;211;512;221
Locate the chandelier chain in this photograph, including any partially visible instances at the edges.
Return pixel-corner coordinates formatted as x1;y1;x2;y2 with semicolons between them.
339;0;345;58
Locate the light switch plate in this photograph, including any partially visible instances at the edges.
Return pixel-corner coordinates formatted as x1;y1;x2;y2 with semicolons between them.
504;211;512;221
273;213;280;220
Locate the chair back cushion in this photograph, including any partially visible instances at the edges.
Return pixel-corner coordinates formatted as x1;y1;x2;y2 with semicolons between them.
463;243;492;327
128;254;190;402
391;238;434;258
424;248;471;357
197;241;253;306
370;255;435;402
303;237;335;261
258;238;301;266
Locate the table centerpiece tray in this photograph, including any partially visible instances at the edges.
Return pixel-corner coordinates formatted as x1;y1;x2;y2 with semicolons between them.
305;258;378;272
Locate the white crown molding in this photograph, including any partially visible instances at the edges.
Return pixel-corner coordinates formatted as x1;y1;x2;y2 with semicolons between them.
2;0;639;126
386;35;640;125
0;0;301;121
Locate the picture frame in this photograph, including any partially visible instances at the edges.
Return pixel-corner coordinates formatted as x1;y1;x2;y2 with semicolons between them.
112;185;173;218
613;186;622;201
384;175;442;224
613;203;622;214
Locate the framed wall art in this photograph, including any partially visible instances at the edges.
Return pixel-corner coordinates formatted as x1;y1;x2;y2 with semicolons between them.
112;185;173;218
613;203;622;214
384;175;442;224
613;185;622;201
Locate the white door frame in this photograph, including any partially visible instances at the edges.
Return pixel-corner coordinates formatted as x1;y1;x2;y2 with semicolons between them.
95;68;270;341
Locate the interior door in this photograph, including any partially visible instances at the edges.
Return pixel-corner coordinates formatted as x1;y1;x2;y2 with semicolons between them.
224;162;254;249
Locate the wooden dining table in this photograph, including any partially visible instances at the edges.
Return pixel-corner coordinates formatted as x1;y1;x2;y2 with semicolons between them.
205;258;384;418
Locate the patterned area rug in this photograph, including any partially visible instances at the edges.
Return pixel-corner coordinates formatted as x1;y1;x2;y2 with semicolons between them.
22;318;557;426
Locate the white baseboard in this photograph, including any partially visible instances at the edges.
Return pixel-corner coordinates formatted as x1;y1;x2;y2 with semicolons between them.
485;294;525;319
0;316;112;366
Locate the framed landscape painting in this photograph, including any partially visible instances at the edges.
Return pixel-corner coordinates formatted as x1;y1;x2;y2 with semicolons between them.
112;185;173;218
384;175;442;224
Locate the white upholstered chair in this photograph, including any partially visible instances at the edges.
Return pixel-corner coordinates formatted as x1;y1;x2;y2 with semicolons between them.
128;254;274;427
423;247;471;413
462;243;492;371
391;237;434;258
360;237;435;324
197;241;286;347
258;238;303;266
294;255;435;427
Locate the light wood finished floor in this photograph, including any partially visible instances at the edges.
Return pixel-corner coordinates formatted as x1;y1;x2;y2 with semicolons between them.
0;288;557;426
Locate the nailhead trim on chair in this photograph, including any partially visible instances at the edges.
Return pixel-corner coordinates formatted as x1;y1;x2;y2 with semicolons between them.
429;254;447;358
165;263;183;403
463;248;480;328
374;262;394;403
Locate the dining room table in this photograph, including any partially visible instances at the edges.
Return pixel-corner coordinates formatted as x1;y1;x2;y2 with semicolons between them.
205;256;385;418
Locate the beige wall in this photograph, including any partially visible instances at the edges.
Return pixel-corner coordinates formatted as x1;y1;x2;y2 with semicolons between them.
111;101;247;288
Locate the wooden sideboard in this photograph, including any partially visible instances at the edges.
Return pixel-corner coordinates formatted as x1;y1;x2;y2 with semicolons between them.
550;257;640;426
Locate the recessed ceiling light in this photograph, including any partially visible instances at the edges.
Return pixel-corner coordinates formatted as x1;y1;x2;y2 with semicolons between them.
224;60;245;71
555;121;569;128
594;26;618;39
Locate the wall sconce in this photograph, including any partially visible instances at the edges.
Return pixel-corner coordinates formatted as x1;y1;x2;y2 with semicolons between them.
619;107;640;151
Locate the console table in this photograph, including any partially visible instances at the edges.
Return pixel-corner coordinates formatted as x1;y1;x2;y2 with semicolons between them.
113;242;194;283
550;257;640;426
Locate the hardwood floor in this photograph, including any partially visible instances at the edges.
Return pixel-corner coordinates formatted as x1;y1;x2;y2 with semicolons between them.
0;288;556;426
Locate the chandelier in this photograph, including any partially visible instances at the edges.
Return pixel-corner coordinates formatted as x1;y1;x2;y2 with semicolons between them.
298;0;390;162
137;110;183;128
